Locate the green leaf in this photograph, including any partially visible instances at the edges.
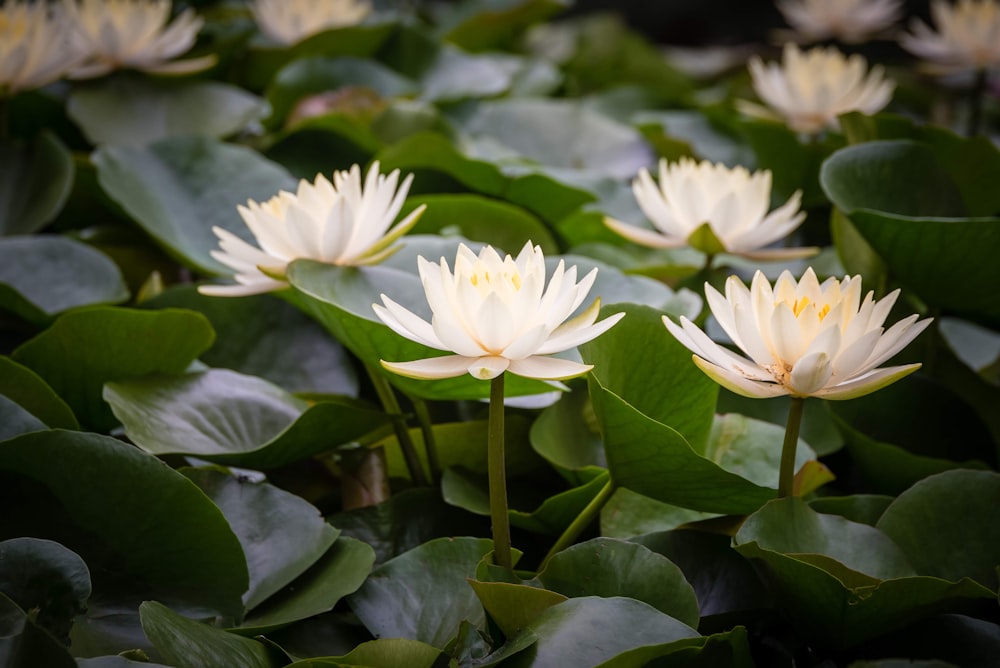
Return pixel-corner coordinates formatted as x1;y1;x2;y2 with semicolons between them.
0;131;74;236
105;369;389;469
483;596;698;668
467;580;567;639
0;236;129;326
0;538;90;645
12;307;214;431
705;413;817;490
808;495;895;527
285;638;446;668
537;537;699;627
716;389;843;457
509;471;612;534
76;657;172;667
93;137;295;274
0;396;47;441
939;317;1000;386
240;536;375;632
402;194;559;254
183;469;339;611
0;430;248;617
347;537;493;649
530;382;606;484
140;601;279;668
0;591;76;668
144;285;359;396
264;113;379;179
591;627;755;668
600;488;716;539
436;0;569;51
876;470;1000;590
737;118;840;207
67;75;266;146
0;357;77;429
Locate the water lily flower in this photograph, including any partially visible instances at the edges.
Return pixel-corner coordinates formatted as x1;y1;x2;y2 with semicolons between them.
373;242;626;381
200;162;424;297
743;43;895;134
0;1;83;96
900;0;1000;74
63;0;216;79
663;268;931;400
777;0;902;44
605;158;816;261
250;0;373;46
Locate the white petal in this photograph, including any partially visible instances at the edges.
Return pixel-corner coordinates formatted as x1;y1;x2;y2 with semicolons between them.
691;356;790;398
812;364;922;400
507;356;594;380
372;297;444;350
380;355;475;380
789;351;834;395
468;356;510;380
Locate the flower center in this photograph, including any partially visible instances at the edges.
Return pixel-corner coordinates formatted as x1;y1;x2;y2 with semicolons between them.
791;296;830;320
469;266;522;294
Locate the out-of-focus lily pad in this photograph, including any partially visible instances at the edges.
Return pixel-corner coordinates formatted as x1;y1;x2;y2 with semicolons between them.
0;131;74;236
939;317;1000;386
433;0;570;51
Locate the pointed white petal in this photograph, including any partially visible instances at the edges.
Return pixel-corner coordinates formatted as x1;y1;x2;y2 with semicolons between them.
380;355;476;380
691;356;790;398
507;356;594;380
813;364;922;400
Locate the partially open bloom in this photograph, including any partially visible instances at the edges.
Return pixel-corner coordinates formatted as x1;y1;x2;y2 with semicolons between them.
744;44;895;134
250;0;373;46
0;1;82;95
777;0;902;44
900;0;1000;74
64;0;216;79
664;268;931;400
374;243;625;381
200;162;424;297
605;158;815;261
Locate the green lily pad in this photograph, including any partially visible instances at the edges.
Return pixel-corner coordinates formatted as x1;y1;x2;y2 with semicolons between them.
284;638;446;668
0;236;129;326
263;113;380;178
876;470;1000;590
537;537;699;627
529;381;606;484
467;580;567;639
0;396;47;441
0;357;77;430
435;0;569;51
600;488;717;539
140;601;279;668
939;317;1000;386
0;131;74;236
590;626;754;668
0;430;248;617
67;75;267;146
93;137;295;274
104;368;389;469
12;307;214;431
347;537;493;649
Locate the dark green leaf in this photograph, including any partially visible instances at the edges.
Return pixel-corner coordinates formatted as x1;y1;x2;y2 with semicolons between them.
0;591;76;668
285;638;446;668
600;488;716;539
0;357;77;430
0;131;74;236
467;580;567;639
0;396;47;440
12;307;214;431
530;382;606;484
738;118;840;207
436;0;569;51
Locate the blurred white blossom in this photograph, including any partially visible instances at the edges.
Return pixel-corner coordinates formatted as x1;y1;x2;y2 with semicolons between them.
0;0;82;95
901;0;1000;74
250;0;372;46
778;0;902;43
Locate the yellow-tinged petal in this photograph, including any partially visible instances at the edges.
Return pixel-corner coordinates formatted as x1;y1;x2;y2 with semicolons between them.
380;356;473;380
691;355;790;398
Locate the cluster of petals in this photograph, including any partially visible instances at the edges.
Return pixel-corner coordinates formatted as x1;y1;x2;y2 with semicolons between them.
664;268;931;400
0;0;83;95
250;0;373;46
605;158;815;261
373;242;625;381
200;162;424;297
900;0;1000;74
63;0;215;79
777;0;902;44
744;44;895;134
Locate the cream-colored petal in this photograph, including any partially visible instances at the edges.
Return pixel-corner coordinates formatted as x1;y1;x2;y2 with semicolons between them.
468;356;510;380
507;356;594;380
372;297;444;350
789;350;834;395
380;355;475;380
691;356;790;398
812;363;922;400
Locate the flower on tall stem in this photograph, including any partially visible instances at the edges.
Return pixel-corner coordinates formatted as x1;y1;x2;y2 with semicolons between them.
0;1;83;97
249;0;373;46
900;0;1000;75
63;0;216;79
777;0;903;44
199;161;425;297
664;268;931;497
742;43;895;134
374;242;624;569
605;158;816;264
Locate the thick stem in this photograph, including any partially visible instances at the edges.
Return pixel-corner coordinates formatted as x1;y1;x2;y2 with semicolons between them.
538;478;615;572
366;364;429;487
488;373;513;570
778;396;806;498
411;396;441;483
967;68;988;138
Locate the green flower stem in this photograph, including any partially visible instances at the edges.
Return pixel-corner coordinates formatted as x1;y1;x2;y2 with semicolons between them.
366;363;429;488
968;68;988;137
538;477;615;573
778;396;806;498
489;373;513;570
410;396;441;483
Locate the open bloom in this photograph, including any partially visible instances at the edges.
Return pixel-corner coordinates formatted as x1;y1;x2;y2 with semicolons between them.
900;0;1000;74
605;158;815;261
250;0;373;46
64;0;216;79
777;0;902;44
0;1;83;95
374;243;625;381
744;44;895;134
200;162;424;297
664;268;931;400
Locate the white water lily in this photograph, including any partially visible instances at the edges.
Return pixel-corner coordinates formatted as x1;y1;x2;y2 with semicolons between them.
778;0;902;43
250;0;373;46
0;1;83;95
744;44;895;134
374;242;625;381
64;0;216;79
664;268;931;400
200;162;425;297
901;0;1000;74
605;158;815;261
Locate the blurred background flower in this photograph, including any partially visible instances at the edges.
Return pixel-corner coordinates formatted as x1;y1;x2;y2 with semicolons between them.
0;0;83;96
250;0;373;46
900;0;1000;74
777;0;903;43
